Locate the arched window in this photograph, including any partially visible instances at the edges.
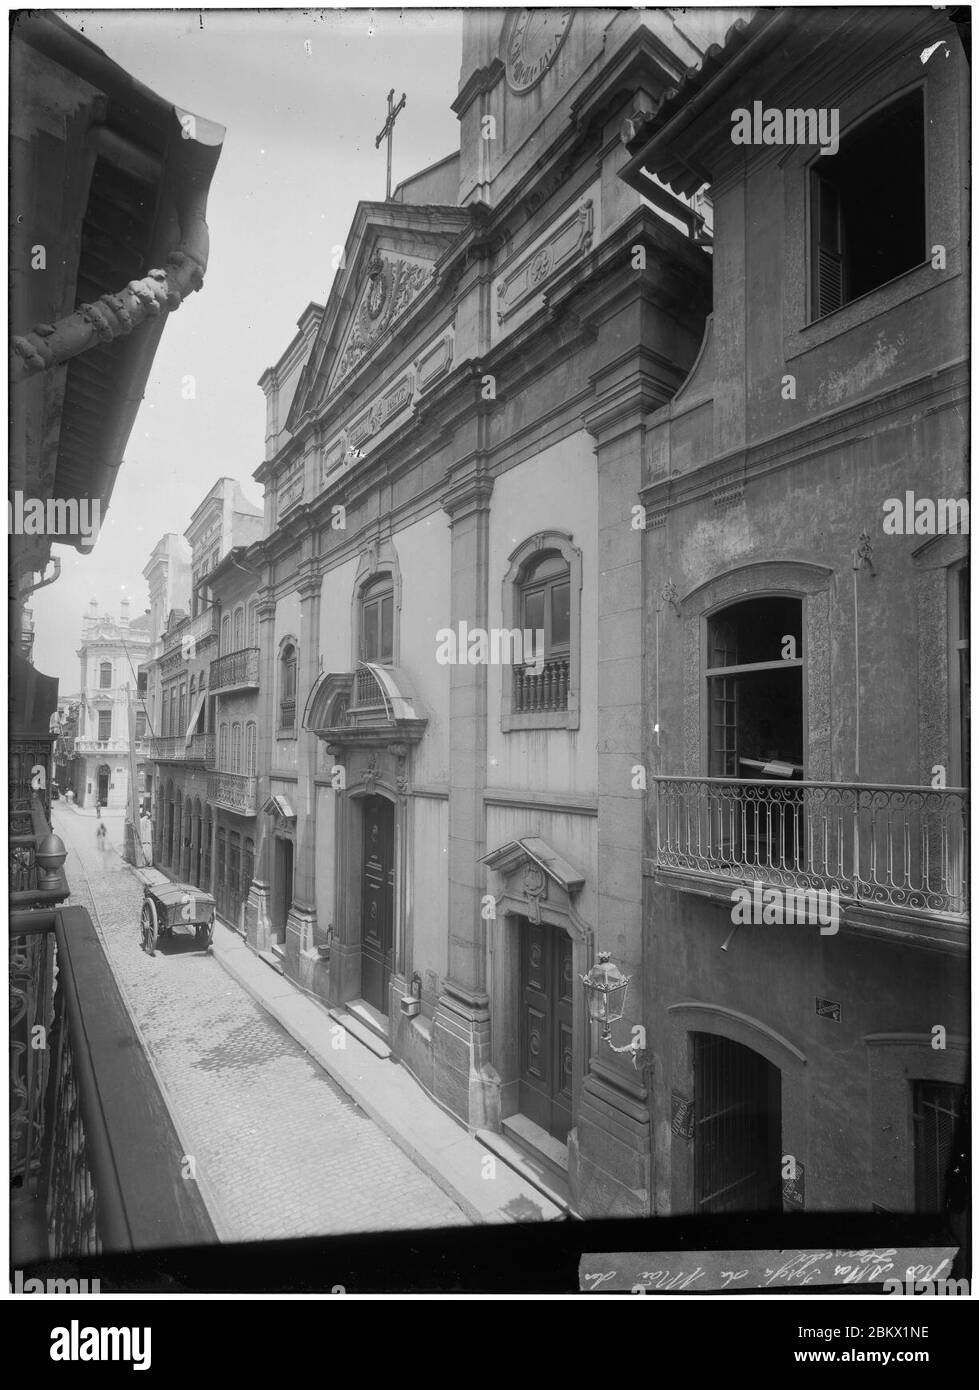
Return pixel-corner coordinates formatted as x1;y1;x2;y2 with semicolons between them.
99;661;113;689
502;532;582;732
233;606;245;652
247;601;259;648
706;597;804;778
279;642;297;732
178;680;187;734
519;550;571;664
359;575;394;665
245;721;257;776
219;723;229;771
221;614;232;655
231;722;242;774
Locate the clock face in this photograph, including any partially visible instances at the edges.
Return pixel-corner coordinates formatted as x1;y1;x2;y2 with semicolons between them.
505;9;573;93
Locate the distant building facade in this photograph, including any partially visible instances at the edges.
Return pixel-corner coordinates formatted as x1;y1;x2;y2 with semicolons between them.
73;598;151;810
143;478;263;889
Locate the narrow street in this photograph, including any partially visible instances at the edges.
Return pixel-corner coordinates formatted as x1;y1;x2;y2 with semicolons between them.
53;803;470;1242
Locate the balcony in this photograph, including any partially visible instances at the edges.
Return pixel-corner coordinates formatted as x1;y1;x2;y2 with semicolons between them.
9;794;69;906
74;737;130;756
161;606;219;654
150;733;215;764
206;771;258;816
210;647;260;693
10;906;216;1263
513;657;570;714
653;777;969;928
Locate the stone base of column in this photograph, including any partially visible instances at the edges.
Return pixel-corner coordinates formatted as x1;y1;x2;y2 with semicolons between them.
432;989;495;1131
568;1061;651;1218
284;900;316;978
244;880;272;952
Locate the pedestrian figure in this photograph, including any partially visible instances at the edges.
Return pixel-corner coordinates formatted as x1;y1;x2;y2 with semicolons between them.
95;799;102;819
96;823;107;851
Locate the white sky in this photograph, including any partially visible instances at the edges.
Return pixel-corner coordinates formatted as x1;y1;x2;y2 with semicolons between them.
29;6;464;688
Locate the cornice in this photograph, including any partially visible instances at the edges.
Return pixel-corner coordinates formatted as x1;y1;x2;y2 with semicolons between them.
639;360;969;514
451;57;505;117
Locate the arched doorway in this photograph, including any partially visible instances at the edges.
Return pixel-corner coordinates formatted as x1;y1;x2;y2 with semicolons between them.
182;798;193;879
271;835;293;946
359;795;395;1014
165;781;175;865
193;799;203;886
692;1032;782;1213
97;764;110;806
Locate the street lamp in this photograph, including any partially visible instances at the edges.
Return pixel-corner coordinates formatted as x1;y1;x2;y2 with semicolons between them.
581;951;651;1070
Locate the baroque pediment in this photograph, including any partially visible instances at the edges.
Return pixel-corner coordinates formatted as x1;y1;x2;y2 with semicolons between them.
332;249;433;387
286;200;472;430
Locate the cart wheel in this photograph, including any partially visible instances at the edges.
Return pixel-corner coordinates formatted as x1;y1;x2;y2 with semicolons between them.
140;898;158;956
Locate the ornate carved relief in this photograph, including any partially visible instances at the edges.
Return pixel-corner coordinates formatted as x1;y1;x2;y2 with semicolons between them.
334;251;432;385
496;197;594;326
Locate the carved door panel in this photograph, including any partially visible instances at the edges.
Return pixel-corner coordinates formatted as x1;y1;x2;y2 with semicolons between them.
519;918;574;1142
360;795;394;1013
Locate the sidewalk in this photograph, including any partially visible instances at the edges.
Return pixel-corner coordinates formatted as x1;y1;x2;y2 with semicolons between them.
204;920;566;1226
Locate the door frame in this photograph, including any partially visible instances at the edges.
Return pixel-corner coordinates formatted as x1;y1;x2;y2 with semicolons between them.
668;1002;808;1214
487;859;592;1145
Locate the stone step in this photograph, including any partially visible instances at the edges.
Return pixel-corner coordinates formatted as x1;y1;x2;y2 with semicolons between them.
328;1006;393;1059
476;1126;575;1216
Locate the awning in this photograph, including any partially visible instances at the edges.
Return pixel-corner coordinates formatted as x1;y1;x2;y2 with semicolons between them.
184;690;206;741
263;794;296;821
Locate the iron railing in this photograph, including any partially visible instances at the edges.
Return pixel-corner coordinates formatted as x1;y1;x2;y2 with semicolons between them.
9;795;69;905
206;772;258;816
210;647;260;692
9;907;216;1259
654;777;969;919
150;733;215;764
513;657;570;713
161;607;219;654
354;665;387;709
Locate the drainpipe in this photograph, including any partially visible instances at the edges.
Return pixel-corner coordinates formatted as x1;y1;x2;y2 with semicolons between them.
19;557;62;598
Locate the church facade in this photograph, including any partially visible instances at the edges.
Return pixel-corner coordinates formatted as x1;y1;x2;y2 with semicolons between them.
246;8;744;1214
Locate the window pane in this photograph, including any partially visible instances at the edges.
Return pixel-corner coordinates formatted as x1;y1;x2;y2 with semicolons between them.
363;602;378;662
522;588;545;637
550;582;571;650
380;595;393;663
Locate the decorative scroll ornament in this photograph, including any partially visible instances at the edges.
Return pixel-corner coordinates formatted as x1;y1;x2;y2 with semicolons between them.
661;579;681;616
335;253;431;384
363;752;379;796
523;862;547;924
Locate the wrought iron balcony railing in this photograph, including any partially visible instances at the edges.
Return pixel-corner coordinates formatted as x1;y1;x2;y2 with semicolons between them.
10;907;216;1262
654;777;969;921
161;606;219;654
206;771;258;816
150;733;215;764
353;664;387;709
210;647;260;692
9;795;69;906
513;657;570;714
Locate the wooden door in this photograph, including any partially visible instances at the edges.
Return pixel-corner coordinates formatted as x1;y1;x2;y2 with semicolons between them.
519;919;574;1142
360;796;394;1014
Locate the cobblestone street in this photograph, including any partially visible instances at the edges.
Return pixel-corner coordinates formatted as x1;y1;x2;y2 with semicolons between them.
53;803;469;1243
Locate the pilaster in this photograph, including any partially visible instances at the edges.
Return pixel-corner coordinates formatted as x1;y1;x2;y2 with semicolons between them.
432;460;494;1127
